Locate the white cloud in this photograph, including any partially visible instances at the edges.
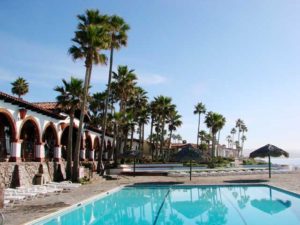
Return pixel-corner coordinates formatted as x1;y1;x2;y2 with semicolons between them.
138;73;167;85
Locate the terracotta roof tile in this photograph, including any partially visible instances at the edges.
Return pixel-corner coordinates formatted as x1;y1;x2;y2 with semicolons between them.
0;91;65;120
32;102;58;110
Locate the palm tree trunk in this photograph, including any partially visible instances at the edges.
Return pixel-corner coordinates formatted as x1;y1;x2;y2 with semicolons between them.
168;129;173;161
141;124;145;152
114;125;119;167
138;124;142;151
149;117;154;160
155;130;159;161
197;114;200;147
160;119;165;161
217;130;221;157
73;64;92;182
98;44;114;174
66;112;74;180
211;133;215;159
130;125;134;150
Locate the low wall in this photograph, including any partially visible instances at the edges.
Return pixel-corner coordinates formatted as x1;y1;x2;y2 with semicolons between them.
0;162;67;188
120;163;183;168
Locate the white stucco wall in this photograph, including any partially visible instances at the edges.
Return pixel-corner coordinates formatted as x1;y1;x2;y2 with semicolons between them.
0;98;115;160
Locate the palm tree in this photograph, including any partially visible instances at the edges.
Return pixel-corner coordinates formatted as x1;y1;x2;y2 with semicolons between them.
153;96;175;160
11;77;29;99
198;130;207;145
111;65;137;156
176;134;182;143
226;135;232;148
216;115;226;157
149;100;158;160
69;9;107;181
193;102;206;147
205;112;226;158
231;128;236;144
235;119;244;147
241;124;248;136
171;134;177;143
89;91;107;127
54;77;84;179
112;65;137;113
137;108;149;152
99;15;129;174
167;110;182;158
129;87;149;152
241;135;247;156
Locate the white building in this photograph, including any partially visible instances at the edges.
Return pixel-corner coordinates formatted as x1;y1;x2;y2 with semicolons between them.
0;91;114;162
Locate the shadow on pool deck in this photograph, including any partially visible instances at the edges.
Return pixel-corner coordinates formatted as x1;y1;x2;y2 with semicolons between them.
224;179;269;183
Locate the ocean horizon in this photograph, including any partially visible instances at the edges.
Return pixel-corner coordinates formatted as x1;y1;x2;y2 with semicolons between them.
261;157;300;167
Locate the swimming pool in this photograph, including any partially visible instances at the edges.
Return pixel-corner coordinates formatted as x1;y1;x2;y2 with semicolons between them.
30;185;300;225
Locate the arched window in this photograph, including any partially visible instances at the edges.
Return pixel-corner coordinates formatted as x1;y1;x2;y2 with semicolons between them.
20;119;40;161
42;124;58;161
0;111;16;160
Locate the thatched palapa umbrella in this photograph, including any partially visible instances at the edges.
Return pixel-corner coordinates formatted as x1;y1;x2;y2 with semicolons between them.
249;144;289;178
172;144;202;180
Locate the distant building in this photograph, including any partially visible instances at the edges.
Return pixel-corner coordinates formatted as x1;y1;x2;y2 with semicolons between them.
170;142;239;159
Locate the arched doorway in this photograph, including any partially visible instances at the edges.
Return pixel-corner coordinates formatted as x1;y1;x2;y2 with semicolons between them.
0;111;16;160
42;124;58;161
20;119;40;161
85;134;92;160
94;137;100;161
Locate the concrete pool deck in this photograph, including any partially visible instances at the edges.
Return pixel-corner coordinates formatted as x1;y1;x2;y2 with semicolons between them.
3;171;300;225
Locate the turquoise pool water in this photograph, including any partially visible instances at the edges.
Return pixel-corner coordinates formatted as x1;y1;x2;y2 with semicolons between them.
33;185;300;225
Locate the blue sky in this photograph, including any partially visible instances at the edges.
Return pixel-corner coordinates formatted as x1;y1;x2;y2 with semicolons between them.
1;0;300;156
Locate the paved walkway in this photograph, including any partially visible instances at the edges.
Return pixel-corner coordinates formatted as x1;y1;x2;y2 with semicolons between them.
3;172;300;225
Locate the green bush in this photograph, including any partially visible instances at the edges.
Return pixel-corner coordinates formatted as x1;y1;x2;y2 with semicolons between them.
243;158;267;165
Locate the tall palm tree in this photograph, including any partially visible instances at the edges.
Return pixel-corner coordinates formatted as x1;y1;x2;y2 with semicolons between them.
240;124;248;156
112;65;137;113
153;96;175;160
231;128;236;144
235;119;244;147
69;9;107;181
149;100;158;160
89;91;107;127
241;135;247;156
137;108;149;152
168;110;182;149
226;135;232;148
111;65;137;156
216;115;226;157
11;77;29;99
193;102;206;147
130;87;149;152
205;112;226;158
99;15;129;173
54;77;84;179
199;130;207;145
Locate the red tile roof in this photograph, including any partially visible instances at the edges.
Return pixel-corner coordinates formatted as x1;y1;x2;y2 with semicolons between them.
0;91;65;120
32;102;58;110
